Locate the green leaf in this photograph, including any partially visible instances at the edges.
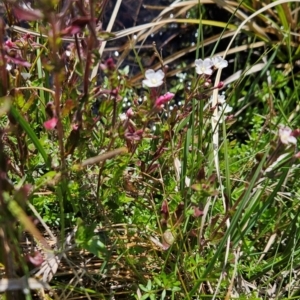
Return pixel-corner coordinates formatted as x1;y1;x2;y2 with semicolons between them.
10;105;51;168
141;294;150;300
75;219;96;244
146;279;152;290
85;235;107;258
0;96;11;116
97;31;116;40
161;289;166;300
139;284;149;293
34;171;58;190
75;219;108;258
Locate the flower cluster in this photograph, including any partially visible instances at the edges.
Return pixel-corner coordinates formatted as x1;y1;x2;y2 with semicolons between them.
195;55;228;75
141;56;228;115
142;69;175;109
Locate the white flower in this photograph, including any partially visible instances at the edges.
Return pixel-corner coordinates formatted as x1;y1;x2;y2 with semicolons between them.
213;104;233;124
218;94;226;104
212;55;228;69
195;58;214;75
119;113;127;121
211;94;232;124
222;104;233;114
278;126;297;145
206;94;226;110
142;69;165;88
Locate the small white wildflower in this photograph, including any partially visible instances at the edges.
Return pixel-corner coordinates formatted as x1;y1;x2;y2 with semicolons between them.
212;102;232;124
209;94;226;104
119;113;127;121
195;58;214;75
209;95;232;123
21;73;31;80
217;94;226;104
142;69;165;88
6;64;12;71
222;104;233;114
278;126;297;145
212;55;228;69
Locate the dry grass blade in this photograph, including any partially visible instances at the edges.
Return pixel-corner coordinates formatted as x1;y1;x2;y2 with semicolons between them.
33;252;62;282
130;40;266;85
223;62;267;87
90;0;123;79
79;147;128;168
0;278;50;292
114;18;236;40
258;233;277;263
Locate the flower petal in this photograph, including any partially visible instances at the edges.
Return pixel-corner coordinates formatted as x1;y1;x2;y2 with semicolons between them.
44;117;58;130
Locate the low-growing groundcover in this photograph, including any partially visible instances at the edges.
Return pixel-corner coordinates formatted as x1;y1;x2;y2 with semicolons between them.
1;0;300;299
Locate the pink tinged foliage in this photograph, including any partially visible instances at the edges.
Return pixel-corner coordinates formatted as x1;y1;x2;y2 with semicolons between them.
105;58;116;71
155;92;175;107
61;16;97;36
5;40;17;49
71;16;97;27
19;184;32;198
126;108;134;118
100;58;116;71
124;127;143;141
161;200;169;216
44;117;58;130
5;55;31;67
192;206;204;218
13;6;44;21
61;26;82;36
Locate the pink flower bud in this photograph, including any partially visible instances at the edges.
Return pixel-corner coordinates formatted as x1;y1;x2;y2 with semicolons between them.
5;40;16;48
124;128;143;141
44;117;58;130
126;108;134;118
216;81;224;89
155;92;175;107
106;58;115;70
291;129;300;138
295;152;300;158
